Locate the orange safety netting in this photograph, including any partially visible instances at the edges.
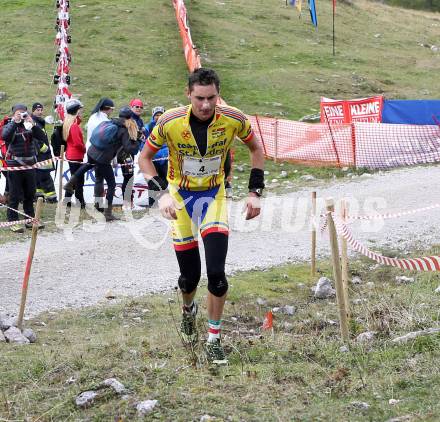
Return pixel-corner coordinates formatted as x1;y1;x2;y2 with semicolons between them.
172;0;201;72
250;115;440;169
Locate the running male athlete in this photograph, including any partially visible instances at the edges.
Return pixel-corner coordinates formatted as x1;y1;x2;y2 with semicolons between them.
138;68;265;364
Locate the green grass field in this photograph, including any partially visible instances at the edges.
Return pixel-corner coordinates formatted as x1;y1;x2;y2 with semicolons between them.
2;257;440;420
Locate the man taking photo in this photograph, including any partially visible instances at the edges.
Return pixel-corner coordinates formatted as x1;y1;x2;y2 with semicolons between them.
2;103;47;232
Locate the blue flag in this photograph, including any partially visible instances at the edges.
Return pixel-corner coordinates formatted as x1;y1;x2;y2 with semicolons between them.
308;0;318;27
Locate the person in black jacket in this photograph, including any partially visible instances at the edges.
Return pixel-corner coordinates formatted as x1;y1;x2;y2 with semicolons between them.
31;102;57;203
2;103;47;232
64;106;140;221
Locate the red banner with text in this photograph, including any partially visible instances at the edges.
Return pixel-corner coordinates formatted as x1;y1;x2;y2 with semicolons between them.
321;96;383;124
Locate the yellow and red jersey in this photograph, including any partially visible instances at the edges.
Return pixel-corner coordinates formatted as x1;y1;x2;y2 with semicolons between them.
146;104;254;191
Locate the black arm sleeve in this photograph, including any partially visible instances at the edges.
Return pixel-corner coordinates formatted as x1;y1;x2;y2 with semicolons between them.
248;168;265;190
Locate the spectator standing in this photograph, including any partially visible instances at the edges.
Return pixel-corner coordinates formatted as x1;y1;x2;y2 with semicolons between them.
130;98;146;139
63;99;86;209
85;98;114;204
31;102;57;203
144;106;168;206
86;98;114;148
2;103;47;232
64;107;140;221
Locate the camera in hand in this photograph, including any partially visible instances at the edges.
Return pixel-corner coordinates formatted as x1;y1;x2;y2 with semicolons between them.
20;112;29;119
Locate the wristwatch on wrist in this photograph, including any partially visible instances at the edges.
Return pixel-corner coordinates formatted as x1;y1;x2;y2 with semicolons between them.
249;188;263;197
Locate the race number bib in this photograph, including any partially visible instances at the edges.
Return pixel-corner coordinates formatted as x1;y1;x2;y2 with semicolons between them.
183;155;221;177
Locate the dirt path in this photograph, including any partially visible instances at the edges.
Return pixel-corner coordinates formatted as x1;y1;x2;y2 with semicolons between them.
1;165;439;317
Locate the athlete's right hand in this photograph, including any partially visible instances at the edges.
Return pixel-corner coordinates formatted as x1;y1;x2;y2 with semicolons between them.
158;193;178;220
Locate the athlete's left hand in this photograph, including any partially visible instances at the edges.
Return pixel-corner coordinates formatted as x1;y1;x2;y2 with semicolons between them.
158;193;179;220
244;193;261;220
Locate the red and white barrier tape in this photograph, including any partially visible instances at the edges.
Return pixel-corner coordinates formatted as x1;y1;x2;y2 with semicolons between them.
0;155;168;172
333;215;440;272
346;203;440;221
0;159;54;172
320;218;328;234
54;156;168;165
319;203;440;222
0;219;35;229
0;203;35;220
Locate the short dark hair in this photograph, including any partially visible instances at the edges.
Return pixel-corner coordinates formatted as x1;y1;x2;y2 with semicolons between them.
188;68;220;93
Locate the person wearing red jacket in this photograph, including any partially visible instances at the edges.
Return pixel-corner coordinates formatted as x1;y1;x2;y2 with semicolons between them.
63;99;86;208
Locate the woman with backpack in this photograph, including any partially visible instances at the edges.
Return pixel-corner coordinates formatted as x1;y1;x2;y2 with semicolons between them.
86;97;114;149
63;99;86;209
64;106;140;221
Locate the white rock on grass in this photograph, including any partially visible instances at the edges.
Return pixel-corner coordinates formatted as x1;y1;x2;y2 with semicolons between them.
0;316;16;331
200;415;215;422
356;331;376;344
388;398;401;405
339;345;349;353
395;276;414;284
434;285;440;293
392;327;440;344
351;276;363;284
314;277;336;299
279;171;288;178
100;378;126;394
283;305;295;315
0;331;6;342
23;328;37;343
75;391;98;408
256;298;267;306
300;175;315;181
272;305;295;315
350;401;370;410
4;327;30;344
136;400;158;416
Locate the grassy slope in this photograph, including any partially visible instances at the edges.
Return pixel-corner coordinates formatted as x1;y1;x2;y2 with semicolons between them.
2;258;440;420
0;0;439;119
188;0;440;119
0;0;188;116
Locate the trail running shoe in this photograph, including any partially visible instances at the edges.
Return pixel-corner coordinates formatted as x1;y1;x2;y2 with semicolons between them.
205;340;228;365
180;302;198;344
25;221;45;230
10;224;24;233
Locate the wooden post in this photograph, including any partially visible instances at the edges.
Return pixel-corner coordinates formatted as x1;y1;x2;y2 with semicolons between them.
311;191;317;278
274;119;278;163
340;200;351;319
326;199;349;342
58;145;65;202
17;197;44;330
